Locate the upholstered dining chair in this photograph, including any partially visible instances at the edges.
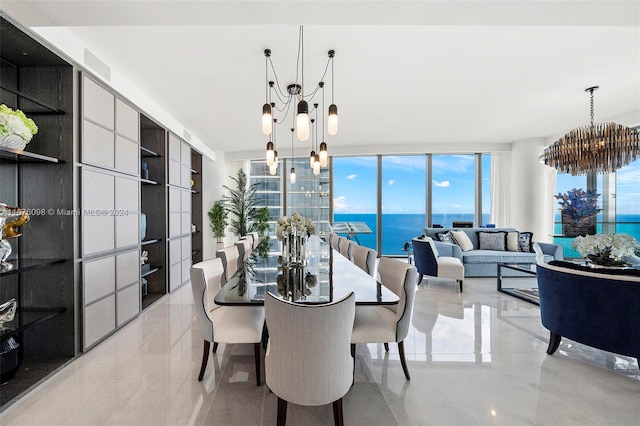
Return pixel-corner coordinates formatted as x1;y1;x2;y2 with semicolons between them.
350;244;377;277
247;231;260;250
339;237;353;259
265;291;355;426
190;258;265;385
330;233;341;251
412;237;464;292
235;238;253;262
215;245;240;284
351;256;417;380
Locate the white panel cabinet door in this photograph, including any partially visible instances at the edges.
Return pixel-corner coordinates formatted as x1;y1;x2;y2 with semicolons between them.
81;168;115;256
83;256;115;304
115;98;139;142
84;295;116;349
82;120;115;169
83;76;115;129
117;284;140;327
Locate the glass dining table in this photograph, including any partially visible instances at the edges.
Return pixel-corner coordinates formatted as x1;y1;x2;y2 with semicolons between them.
214;236;399;306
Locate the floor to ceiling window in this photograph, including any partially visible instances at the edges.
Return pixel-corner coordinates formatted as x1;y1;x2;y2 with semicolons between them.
615;161;640;238
431;154;477;227
249;160;282;252
332;156;377;249
481;154;491;226
381;155;426;255
286;157;330;236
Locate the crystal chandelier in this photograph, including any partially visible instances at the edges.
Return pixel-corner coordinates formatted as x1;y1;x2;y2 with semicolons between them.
262;26;337;177
540;86;640;176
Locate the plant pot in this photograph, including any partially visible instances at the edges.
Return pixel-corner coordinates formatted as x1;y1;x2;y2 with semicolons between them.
562;213;596;237
0;135;26;150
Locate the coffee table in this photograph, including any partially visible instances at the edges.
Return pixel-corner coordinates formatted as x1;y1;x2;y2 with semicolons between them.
497;262;539;305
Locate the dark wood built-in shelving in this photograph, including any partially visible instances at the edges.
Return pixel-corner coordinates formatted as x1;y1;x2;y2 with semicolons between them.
0;146;65;164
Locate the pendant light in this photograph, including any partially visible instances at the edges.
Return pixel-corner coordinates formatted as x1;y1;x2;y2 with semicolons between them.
327;50;338;136
262;53;273;135
319;83;329;167
265;102;276;166
270;118;278;175
290;128;296;184
309;117;316;167
296;27;310;141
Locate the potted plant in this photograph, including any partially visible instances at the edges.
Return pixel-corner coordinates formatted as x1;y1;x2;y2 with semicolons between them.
0;104;38;150
208;200;228;244
223;169;272;257
572;233;640;267
554;188;601;237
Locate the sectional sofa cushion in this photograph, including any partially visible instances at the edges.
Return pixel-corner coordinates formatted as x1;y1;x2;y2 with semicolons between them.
519;231;534;252
477;231;507;251
506;231;519;251
436;231;455;244
450;230;474;251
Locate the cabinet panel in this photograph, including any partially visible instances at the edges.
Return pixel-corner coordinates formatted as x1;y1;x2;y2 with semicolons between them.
169;238;181;266
115;136;140;176
83;215;115;255
82;168;115;210
181;189;191;212
181;212;191;235
115;213;139;248
115;176;140;212
181;237;191;260
117;284;140;327
169;186;181;212
83;76;115;129
84;295;116;348
180;165;191;190
168;160;180;186
168;134;181;162
170;263;182;291
181;141;191;168
169;212;181;238
82;120;115;169
115;99;139;142
83;256;116;304
116;249;140;290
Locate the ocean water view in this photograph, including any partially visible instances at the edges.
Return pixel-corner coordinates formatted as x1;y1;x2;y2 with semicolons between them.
334;213;640;256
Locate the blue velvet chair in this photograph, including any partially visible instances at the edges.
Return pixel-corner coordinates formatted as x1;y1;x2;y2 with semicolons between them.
537;261;640;366
411;237;464;291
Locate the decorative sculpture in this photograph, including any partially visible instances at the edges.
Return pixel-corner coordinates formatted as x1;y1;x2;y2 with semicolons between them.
0;203;30;271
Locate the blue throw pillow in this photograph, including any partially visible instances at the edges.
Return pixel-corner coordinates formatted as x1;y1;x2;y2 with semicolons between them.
519;232;534;253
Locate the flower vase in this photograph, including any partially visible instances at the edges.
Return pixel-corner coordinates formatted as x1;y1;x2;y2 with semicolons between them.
0;135;26;151
562;213;595;237
587;253;628;267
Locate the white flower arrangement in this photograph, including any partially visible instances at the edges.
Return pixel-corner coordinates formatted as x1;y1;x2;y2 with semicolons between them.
276;213;315;240
0;104;38;143
572;233;640;265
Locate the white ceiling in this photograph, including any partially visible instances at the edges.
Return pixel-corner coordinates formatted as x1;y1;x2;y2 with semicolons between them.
3;1;639;159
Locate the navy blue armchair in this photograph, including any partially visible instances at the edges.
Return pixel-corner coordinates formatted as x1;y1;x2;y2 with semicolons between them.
412;237;464;291
537;261;640;366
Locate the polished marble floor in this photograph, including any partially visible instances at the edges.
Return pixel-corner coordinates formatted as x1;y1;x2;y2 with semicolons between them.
2;276;639;425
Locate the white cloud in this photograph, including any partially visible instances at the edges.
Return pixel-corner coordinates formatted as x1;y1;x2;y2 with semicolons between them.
388;179;395;185
346;174;358;180
333;195;348;211
433;180;450;188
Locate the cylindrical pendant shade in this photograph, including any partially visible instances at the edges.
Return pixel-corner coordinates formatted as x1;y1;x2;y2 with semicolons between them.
319;142;328;167
262;103;273;135
265;141;275;166
290;167;296;184
328;104;338;135
269;163;278;175
296;100;310;141
309;150;315;168
313;154;320;175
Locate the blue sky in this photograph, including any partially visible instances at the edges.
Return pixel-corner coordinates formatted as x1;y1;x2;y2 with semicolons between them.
335;155;639;216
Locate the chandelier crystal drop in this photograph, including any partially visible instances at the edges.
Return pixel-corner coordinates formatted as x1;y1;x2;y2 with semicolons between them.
540;86;640;176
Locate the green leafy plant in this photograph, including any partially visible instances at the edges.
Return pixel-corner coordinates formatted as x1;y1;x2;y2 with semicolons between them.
0;104;38;143
223;169;272;257
208;200;228;243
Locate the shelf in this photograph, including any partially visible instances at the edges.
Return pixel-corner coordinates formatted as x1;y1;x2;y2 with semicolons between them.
0;146;65;164
191;250;200;256
0;85;66;115
141;239;160;246
0;259;66;277
141;266;160;278
141;178;159;185
0;307;67;342
191;230;200;235
190;189;199;194
191;168;199;174
140;146;161;157
142;293;164;310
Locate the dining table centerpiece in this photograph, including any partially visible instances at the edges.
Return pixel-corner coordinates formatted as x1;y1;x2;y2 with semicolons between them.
0;104;38;150
572;233;640;267
276;213;315;266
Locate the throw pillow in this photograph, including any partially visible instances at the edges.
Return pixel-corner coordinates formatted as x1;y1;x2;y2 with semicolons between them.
518;232;534;253
450;230;474;252
477;231;507;251
436;231;455;244
506;231;520;251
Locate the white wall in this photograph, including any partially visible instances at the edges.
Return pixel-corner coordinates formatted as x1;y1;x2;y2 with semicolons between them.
201;150;228;260
509;138;556;243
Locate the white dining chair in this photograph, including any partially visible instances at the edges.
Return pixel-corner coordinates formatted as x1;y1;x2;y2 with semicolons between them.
215;245;240;284
351;256;417;380
330;233;341;251
235;238;253;262
350;244;377;277
339;237;353;259
265;291;355;426
190;258;265;385
247;231;260;250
